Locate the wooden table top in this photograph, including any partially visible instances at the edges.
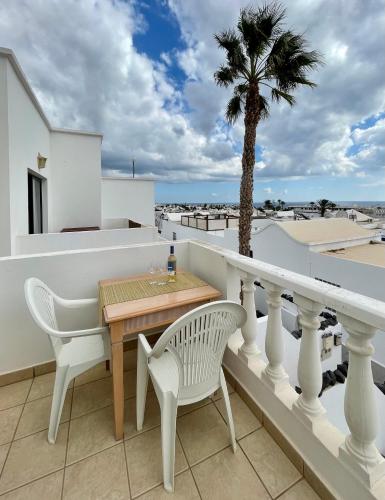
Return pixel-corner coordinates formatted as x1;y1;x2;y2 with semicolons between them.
100;272;222;324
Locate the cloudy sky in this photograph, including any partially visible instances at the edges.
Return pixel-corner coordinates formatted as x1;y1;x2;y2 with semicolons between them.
0;0;384;202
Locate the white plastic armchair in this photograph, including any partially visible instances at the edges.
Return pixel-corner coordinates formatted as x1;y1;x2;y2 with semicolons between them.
24;277;110;444
136;300;246;492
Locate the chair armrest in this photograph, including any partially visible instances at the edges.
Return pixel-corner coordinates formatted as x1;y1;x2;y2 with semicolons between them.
46;325;108;339
138;334;152;358
54;296;98;309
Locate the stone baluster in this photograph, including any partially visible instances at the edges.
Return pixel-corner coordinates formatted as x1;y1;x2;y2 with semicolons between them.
239;273;260;361
338;314;385;485
226;262;241;304
261;280;288;390
293;293;325;426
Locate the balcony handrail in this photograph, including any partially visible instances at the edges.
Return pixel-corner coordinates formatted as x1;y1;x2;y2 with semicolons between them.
216;247;385;331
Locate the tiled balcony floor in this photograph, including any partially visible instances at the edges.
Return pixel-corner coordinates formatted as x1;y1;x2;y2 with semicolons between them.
0;350;321;499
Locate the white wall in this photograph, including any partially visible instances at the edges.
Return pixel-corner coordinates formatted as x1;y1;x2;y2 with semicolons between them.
6;58;51;254
251;224;310;274
49;131;102;232
15;227;159;255
0;57;11;257
102;177;155;226
0;240;189;374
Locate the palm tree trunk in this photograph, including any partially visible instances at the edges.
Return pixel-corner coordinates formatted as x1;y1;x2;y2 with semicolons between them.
239;84;259;256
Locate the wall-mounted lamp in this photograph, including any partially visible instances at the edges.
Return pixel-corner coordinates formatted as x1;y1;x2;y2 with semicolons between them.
37;153;47;169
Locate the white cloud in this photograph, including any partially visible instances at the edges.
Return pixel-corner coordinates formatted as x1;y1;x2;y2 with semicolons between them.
263;187;273;194
0;0;383;183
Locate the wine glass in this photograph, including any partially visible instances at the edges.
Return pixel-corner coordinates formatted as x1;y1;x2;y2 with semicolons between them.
148;262;157;285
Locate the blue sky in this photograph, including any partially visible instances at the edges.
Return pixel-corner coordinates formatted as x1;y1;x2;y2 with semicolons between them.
1;0;383;203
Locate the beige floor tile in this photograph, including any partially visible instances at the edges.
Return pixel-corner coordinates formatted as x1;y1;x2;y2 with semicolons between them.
177;397;211;417
71;370;136;419
211;381;235;401
215;392;261;440
0;471;64;500
74;362;111;387
139;470;200;500
192;447;270;500
124;349;137;371
0;406;23;445
66;405;119;465
177;403;230;466
27;372;73;402
125;426;188;498
124;392;160;440
15;390;72;440
71;378;113;418
63;444;130;500
279;479;320;500
0;423;68;494
0;443;10;473
240;428;301;499
0;380;32;410
263;414;303;473
0;369;33;388
123;369;137;399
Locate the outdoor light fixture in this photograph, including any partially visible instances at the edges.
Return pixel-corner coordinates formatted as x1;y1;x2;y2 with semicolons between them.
37;153;47;169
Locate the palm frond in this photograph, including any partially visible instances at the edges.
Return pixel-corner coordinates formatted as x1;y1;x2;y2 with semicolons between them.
271;88;295;106
214;29;247;74
214;65;236;87
259;95;270;120
238;3;285;63
226;94;243;124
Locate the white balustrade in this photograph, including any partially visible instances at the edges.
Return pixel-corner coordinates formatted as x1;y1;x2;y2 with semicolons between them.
226;263;241;305
338;314;385;484
239;273;260;360
293;293;325;425
260;279;288;390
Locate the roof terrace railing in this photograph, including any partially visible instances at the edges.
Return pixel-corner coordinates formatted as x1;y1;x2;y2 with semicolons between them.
180;214;239;231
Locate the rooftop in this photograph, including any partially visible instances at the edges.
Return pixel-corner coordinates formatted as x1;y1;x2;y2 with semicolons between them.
323;242;385;268
277;218;378;245
0;352;320;499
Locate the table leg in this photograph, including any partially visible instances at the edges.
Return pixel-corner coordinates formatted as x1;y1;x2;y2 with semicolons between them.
110;323;124;440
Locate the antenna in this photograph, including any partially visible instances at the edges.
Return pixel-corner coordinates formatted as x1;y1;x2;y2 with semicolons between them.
132;158;135;178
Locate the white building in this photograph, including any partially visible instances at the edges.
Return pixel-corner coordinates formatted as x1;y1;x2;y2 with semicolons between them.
0;48;156;256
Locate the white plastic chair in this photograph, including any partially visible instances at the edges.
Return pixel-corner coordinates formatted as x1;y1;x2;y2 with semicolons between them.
24;277;110;444
136;300;247;492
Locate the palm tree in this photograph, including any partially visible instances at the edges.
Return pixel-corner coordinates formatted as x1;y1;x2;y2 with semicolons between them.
214;3;322;255
316;199;335;217
263;199;274;210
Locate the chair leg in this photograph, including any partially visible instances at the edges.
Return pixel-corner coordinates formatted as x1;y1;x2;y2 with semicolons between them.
160;393;178;493
220;368;236;452
136;343;149;431
48;366;70;444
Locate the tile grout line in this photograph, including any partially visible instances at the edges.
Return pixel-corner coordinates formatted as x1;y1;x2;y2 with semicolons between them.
274;476;305;500
122;438;133;499
0;378;33;483
237;430;274;500
175;426;203;500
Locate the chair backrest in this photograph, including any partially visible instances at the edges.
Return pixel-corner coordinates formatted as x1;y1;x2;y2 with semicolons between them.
151;300;246;399
24;277;62;354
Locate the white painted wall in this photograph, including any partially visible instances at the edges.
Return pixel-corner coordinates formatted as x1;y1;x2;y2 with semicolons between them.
49;131;102;232
0;240;189;374
0;57;11;257
6;58;51;254
0;49;103;256
15;227;159;255
102;177;155;226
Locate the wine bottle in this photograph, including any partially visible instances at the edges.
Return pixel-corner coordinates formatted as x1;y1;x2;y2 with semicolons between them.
167;245;177;282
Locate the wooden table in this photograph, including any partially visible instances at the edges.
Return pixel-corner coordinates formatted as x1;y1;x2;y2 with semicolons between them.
99;272;221;440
